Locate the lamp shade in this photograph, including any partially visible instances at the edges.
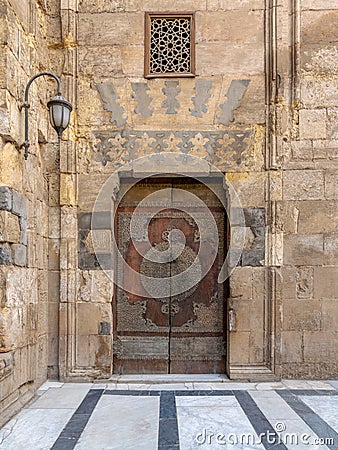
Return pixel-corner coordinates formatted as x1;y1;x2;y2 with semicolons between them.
47;95;73;138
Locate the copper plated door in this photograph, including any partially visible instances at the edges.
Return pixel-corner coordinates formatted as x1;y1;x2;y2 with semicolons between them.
113;179;226;374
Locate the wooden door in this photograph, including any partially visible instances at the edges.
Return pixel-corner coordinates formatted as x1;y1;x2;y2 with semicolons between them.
113;178;226;374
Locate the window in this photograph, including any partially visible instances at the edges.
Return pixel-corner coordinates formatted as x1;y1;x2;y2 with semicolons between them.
145;13;195;78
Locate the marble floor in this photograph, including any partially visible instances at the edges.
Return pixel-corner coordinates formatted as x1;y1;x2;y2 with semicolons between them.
0;379;338;450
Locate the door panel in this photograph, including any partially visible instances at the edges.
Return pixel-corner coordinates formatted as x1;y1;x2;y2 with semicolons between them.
113;179;226;374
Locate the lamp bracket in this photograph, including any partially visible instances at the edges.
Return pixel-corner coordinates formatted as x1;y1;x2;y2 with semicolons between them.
20;72;62;159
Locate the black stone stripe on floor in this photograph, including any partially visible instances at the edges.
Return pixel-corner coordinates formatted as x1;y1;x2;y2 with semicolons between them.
158;391;179;449
288;389;338;396
174;390;234;396
277;390;338;450
104;389;160;396
234;391;288;450
51;389;103;450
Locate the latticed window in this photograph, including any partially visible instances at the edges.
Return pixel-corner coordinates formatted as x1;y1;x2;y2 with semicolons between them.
145;13;195;78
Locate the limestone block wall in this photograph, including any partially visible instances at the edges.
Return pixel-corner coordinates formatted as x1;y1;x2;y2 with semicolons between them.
0;0;63;426
274;0;338;377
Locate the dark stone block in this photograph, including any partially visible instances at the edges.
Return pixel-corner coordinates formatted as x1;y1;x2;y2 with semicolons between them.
77;212;92;230
243;208;265;227
0;243;12;265
229;208;245;226
78;229;89;252
78;252;100;270
12;190;27;218
19;217;27;245
0;186;12;211
241;248;265;266
12;244;27;267
91;211;114;230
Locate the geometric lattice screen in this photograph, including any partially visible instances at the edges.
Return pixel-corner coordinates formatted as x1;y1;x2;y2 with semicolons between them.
145;13;195;77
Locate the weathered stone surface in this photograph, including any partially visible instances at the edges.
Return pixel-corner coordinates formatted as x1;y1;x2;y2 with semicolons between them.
0;243;11;265
11;244;27;267
299;109;327;140
282;299;321;331
314;266;338;298
281;332;303;363
0;211;20;243
324;171;338;199
283;170;324;200
0;186;12;211
12;190;27;218
78;13;143;46
304;331;338;362
284;234;324;266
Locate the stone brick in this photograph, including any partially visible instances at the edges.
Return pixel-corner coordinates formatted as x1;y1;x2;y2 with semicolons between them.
196;10;264;44
229;332;250;364
304;331;338;362
324;171;338;199
281;331;303;363
297;200;337;234
0;186;12;211
77;302;112;335
301;10;338;45
226;172;266;207
0;143;22;192
284;234;324;266
229;267;253;299
324;234;338;265
11;244;27;267
321;299;338;331
60;174;76;206
276;267;297;300
314;266;338;299
196;42;264;76
327;108;338;140
299;109;327;140
11;190;27;218
78;13;143;46
0;211;20;243
282;299;321;331
283;170;324;200
313;140;338;160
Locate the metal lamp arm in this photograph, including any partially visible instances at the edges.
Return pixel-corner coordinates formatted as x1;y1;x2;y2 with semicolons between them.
20;72;62;159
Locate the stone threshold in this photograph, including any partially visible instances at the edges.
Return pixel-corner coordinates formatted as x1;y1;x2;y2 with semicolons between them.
105;374;229;384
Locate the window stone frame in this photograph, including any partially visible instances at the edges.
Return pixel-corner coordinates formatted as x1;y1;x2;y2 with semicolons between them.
144;12;196;78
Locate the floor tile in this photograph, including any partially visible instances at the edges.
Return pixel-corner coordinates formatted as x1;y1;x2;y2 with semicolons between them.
176;395;265;449
0;408;73;450
28;386;90;409
74;394;160;450
300;396;338;432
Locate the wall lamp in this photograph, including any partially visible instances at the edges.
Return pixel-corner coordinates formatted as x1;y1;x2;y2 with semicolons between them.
20;72;73;159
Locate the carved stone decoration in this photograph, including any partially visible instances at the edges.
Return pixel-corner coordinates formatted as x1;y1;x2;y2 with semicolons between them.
90;129;256;171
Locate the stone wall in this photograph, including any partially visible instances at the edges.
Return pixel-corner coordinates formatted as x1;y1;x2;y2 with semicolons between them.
0;0;63;427
273;0;338;377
